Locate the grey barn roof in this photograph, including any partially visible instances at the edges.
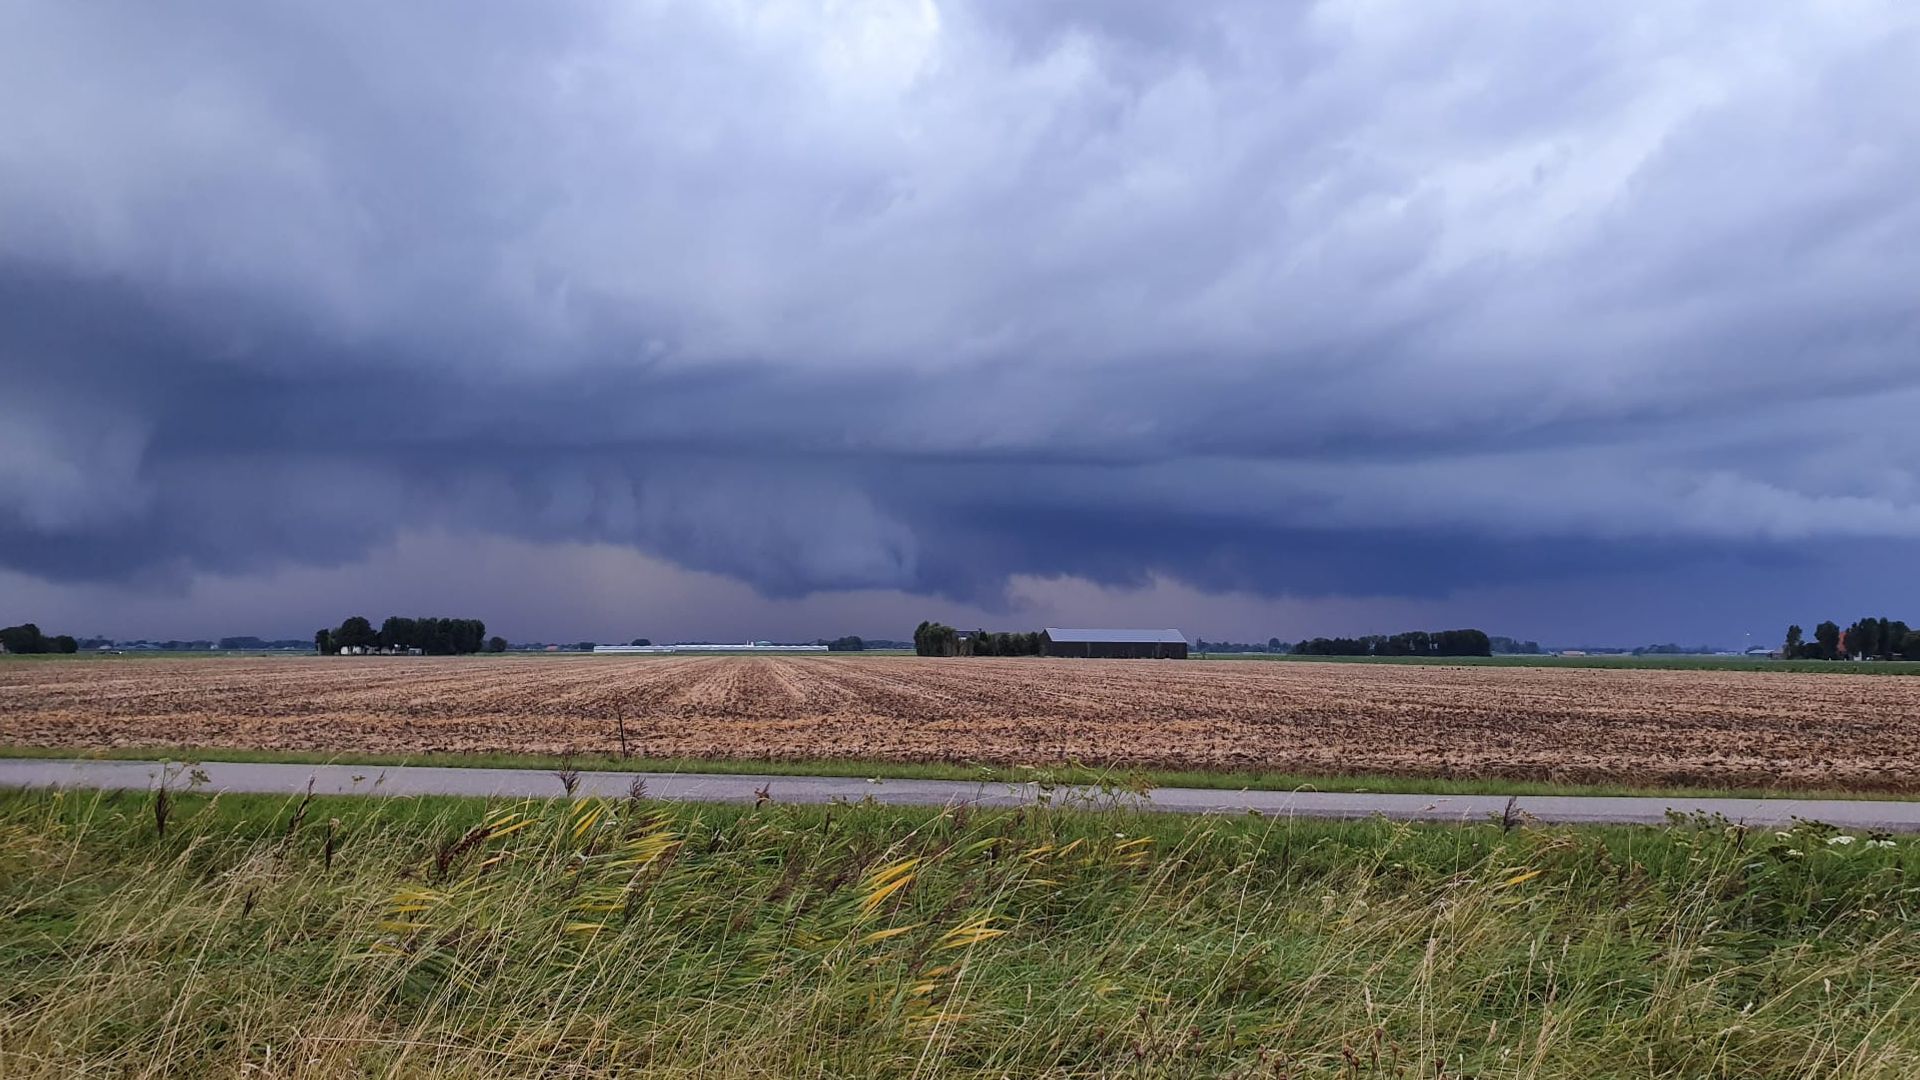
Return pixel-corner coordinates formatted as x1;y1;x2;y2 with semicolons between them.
1045;628;1188;644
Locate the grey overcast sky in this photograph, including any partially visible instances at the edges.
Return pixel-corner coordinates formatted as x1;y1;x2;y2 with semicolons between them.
3;1;1917;645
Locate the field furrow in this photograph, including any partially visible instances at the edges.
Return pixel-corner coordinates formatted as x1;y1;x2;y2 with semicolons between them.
2;655;1918;791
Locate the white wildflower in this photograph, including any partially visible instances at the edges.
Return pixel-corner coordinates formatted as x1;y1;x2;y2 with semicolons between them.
1827;835;1856;846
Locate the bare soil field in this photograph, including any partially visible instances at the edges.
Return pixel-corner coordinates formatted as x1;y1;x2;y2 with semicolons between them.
2;655;1917;791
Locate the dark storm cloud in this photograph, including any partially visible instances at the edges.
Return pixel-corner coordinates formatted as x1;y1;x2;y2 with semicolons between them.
3;0;1919;632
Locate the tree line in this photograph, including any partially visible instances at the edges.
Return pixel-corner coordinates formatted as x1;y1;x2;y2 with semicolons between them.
1194;638;1288;653
316;616;504;655
913;622;1046;657
912;622;1501;658
1783;618;1920;661
216;637;314;651
1291;628;1493;658
1185;634;1537;655
0;624;78;654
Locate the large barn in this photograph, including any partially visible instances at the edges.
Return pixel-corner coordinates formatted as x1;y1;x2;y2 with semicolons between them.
1043;628;1189;660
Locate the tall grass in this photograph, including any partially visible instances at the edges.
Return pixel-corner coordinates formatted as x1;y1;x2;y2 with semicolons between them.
7;743;1892;801
1;789;1916;1077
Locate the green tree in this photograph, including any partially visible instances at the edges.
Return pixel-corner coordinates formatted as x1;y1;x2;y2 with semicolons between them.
1887;621;1912;660
1783;624;1803;659
629;638;652;647
334;616;377;652
379;617;415;652
314;629;333;655
0;623;49;654
1846;618;1881;660
50;634;78;653
1813;621;1841;660
486;636;508;653
914;621;961;657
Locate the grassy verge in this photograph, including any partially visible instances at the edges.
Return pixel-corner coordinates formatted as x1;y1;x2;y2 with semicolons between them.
0;742;1895;803
1;788;1914;1077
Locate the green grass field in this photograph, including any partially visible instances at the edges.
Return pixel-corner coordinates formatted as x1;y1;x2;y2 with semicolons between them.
2;743;1893;803
1;788;1914;1077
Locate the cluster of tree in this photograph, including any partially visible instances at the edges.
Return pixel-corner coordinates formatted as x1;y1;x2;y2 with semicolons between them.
1292;628;1493;658
1630;643;1721;656
914;622;961;656
216;637;317;651
1194;638;1289;653
629;638;652;647
0;624;79;654
316;615;503;656
824;636;865;652
87;639;218;651
966;630;1045;656
1489;636;1543;655
1784;619;1920;661
913;622;1046;657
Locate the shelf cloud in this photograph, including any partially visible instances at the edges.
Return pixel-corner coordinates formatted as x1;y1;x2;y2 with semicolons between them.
3;1;1917;641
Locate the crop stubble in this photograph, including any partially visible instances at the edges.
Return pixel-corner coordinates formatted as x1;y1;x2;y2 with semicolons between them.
2;655;1917;791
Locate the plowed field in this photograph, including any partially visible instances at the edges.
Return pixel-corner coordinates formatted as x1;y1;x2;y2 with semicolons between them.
3;655;1918;791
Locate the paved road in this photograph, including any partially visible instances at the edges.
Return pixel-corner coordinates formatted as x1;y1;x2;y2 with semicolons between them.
5;758;1920;831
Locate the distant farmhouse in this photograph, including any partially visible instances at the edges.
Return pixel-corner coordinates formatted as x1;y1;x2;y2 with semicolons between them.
1043;628;1189;660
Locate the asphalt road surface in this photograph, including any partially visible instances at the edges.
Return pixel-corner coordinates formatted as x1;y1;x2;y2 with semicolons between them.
5;757;1920;831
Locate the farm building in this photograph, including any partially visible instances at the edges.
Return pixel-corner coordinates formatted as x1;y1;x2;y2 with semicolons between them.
1043;628;1189;660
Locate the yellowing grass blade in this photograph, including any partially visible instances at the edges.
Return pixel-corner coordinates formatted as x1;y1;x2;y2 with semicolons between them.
864;857;922;889
572;804;606;840
940;916;1007;949
488;818;535;840
858;923;924;945
859;871;916;917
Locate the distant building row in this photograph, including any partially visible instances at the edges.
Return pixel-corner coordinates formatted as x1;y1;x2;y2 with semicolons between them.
916;624;1190;659
592;643;829;654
